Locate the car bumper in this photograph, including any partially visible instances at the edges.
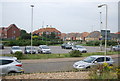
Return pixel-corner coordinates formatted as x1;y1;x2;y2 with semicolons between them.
42;51;51;54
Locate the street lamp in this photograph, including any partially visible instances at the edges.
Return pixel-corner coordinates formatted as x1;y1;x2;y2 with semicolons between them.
99;12;103;51
30;5;34;54
98;4;108;62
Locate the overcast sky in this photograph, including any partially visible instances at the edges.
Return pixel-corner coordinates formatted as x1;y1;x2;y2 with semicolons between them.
0;0;119;33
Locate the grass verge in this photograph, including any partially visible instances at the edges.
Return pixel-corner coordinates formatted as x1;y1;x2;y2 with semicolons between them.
1;51;119;60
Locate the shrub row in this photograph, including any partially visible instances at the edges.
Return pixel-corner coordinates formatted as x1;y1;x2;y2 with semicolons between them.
3;40;63;46
86;40;118;46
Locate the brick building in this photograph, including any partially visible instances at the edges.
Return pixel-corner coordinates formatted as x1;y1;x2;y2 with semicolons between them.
33;27;61;39
0;24;21;39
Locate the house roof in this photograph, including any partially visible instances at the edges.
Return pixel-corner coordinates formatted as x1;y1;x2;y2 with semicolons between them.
0;24;20;31
33;27;61;34
115;32;120;34
86;31;100;38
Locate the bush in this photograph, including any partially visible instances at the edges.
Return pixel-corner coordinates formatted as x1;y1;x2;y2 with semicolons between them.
69;50;82;57
13;51;24;59
89;63;118;79
86;41;100;46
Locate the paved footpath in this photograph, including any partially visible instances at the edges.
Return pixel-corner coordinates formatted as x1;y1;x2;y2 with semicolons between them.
20;54;119;63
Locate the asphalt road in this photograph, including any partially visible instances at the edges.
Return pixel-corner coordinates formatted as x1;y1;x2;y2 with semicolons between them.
0;46;110;54
22;57;119;73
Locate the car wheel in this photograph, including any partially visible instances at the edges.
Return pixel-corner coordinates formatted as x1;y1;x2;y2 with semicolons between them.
86;66;90;69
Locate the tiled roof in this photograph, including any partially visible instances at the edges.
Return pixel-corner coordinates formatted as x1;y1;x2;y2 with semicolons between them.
86;31;100;38
115;32;120;34
33;27;61;34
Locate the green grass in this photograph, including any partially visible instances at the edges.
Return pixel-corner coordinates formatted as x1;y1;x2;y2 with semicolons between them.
1;51;119;60
2;53;71;60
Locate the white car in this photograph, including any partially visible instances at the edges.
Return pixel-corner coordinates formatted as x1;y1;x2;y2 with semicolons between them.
73;55;114;69
112;45;120;51
24;46;37;54
11;46;22;54
72;45;87;53
38;45;51;54
0;56;24;75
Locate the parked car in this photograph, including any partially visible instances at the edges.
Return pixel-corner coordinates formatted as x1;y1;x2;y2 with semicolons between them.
112;45;120;51
0;43;4;49
11;46;22;54
61;43;67;49
72;45;87;53
61;43;73;49
24;46;37;54
73;55;114;69
38;45;51;54
0;56;24;75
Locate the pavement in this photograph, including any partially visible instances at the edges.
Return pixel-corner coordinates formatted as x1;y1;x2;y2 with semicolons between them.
20;54;119;63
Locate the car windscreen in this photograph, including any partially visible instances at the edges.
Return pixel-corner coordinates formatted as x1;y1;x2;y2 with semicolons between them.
12;47;20;50
41;46;49;49
26;47;35;50
75;46;83;48
83;57;96;63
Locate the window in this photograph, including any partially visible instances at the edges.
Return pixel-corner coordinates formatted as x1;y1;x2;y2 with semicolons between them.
0;60;13;65
106;57;110;61
95;57;104;62
13;31;16;34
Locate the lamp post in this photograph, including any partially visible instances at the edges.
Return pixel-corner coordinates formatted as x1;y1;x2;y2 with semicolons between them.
99;12;103;51
30;5;34;54
98;4;108;62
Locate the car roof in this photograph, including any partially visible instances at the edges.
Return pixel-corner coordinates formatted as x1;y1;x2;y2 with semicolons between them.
26;46;35;47
0;56;17;60
90;55;111;58
39;45;47;47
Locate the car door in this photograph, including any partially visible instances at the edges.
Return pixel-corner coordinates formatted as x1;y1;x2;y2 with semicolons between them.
0;60;13;74
94;57;105;64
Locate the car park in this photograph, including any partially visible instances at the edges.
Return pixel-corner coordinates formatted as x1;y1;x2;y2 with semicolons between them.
112;45;120;51
24;46;37;54
38;45;51;54
0;43;4;49
72;45;87;53
10;46;22;54
73;55;114;69
0;56;24;75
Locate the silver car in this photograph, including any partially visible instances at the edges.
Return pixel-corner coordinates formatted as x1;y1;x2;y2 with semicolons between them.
24;46;37;54
73;55;114;69
38;45;51;54
72;45;87;53
0;56;24;75
112;45;120;51
11;46;23;54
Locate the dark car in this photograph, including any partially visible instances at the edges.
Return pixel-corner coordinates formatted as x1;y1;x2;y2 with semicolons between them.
0;43;4;49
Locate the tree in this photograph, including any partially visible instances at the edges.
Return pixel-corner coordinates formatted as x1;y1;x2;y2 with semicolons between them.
20;30;31;40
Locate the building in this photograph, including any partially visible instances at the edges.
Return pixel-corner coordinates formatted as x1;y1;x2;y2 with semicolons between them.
81;32;89;41
65;33;79;40
0;24;21;39
65;32;89;41
85;31;101;41
61;33;67;41
33;27;61;39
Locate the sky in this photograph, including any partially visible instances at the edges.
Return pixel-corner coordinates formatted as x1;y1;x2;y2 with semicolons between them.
0;0;119;33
